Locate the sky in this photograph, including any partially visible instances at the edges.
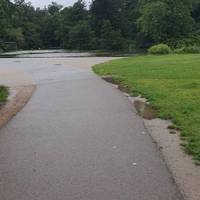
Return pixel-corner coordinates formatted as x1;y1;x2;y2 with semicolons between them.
25;0;91;8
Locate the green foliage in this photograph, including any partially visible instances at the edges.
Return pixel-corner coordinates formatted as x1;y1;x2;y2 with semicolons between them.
68;22;96;50
90;0;123;36
4;28;24;48
0;0;199;51
90;0;138;50
173;30;200;48
138;0;194;45
174;46;200;54
138;1;169;42
48;2;63;15
99;20;127;50
0;86;8;103
120;0;139;40
148;44;171;55
93;54;200;162
192;1;200;24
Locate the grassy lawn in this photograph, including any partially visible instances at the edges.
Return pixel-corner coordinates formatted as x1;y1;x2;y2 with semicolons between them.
93;54;200;163
0;86;9;105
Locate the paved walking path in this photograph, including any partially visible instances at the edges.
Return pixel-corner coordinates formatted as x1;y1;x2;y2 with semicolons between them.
0;56;182;200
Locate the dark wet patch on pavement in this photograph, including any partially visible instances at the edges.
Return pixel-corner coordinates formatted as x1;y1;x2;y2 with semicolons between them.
134;100;157;120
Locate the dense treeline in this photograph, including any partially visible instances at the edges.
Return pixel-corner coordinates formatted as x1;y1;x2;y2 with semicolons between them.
0;0;200;51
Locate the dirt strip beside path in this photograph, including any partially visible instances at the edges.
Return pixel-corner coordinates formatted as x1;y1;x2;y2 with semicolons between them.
0;86;36;128
0;67;36;128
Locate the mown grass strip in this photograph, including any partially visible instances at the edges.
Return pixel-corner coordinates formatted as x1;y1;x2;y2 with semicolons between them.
93;54;200;163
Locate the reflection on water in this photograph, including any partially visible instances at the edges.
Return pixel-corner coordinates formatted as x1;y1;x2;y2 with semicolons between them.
0;50;94;58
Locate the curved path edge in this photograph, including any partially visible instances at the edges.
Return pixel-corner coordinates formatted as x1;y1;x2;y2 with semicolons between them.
0;85;36;128
100;77;200;200
144;118;200;200
0;57;183;200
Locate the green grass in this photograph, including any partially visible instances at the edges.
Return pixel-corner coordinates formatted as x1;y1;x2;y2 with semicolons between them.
93;54;200;163
0;86;8;105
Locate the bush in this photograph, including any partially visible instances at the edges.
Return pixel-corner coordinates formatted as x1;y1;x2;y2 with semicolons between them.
148;44;171;55
174;46;200;54
166;30;200;49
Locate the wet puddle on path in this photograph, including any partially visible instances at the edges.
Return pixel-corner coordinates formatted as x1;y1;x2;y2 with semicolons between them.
134;100;157;120
102;75;157;120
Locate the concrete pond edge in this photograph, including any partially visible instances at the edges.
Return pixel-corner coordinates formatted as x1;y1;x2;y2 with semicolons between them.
0;85;36;129
101;75;200;200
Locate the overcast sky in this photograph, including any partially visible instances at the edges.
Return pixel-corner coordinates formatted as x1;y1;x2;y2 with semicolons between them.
25;0;91;8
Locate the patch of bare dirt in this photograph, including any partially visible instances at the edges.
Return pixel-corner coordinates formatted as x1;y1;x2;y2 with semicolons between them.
102;75;120;85
102;75;131;93
0;85;36;128
134;100;157;120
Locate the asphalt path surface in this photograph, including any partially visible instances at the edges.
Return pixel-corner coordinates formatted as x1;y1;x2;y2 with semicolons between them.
0;55;182;200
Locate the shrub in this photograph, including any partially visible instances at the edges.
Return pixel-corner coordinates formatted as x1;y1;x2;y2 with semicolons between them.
174;46;200;54
167;30;200;48
148;44;171;55
174;48;184;54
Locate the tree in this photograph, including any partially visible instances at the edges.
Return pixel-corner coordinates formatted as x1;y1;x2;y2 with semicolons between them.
138;0;194;43
192;1;200;24
90;0;122;35
100;20;126;50
59;0;89;48
0;0;199;51
68;22;96;50
48;2;62;15
4;27;24;48
0;0;13;39
39;2;63;48
121;0;139;39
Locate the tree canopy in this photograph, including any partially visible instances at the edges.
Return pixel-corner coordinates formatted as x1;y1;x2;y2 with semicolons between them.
0;0;200;51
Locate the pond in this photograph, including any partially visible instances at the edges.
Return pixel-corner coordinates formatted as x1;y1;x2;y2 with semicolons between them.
0;50;95;58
